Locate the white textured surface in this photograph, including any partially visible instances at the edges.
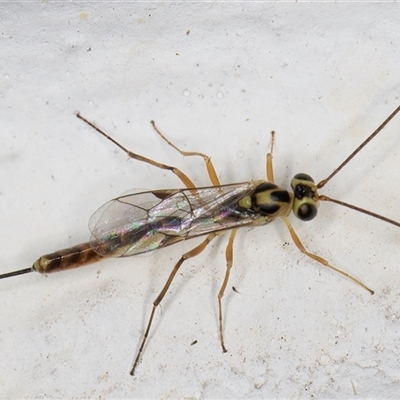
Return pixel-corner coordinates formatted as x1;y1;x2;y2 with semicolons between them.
0;2;400;398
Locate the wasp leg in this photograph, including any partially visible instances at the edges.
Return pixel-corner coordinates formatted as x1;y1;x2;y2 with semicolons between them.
130;232;218;375
266;131;275;183
217;228;237;353
76;113;196;189
282;217;374;294
151;121;221;186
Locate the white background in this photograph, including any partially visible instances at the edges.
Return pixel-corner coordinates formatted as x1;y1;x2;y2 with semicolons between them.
0;2;400;398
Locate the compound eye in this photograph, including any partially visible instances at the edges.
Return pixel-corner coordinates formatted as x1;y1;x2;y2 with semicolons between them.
293;173;314;183
296;202;318;221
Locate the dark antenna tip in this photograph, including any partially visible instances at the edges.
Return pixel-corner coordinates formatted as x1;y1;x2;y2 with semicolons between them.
317;104;400;189
319;195;400;229
0;268;33;280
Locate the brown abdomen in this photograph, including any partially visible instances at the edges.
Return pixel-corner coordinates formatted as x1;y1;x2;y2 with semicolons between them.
33;242;104;274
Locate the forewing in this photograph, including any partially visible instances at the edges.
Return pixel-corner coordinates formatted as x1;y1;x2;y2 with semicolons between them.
89;190;184;257
89;182;264;258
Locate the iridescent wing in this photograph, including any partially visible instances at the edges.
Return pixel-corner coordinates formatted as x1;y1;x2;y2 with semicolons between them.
89;182;270;257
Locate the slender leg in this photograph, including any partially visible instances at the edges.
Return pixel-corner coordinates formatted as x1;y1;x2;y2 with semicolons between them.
77;113;237;371
76;113;196;189
130;232;218;375
151;122;241;355
151;121;221;186
217;228;237;353
266;131;275;183
282;217;374;294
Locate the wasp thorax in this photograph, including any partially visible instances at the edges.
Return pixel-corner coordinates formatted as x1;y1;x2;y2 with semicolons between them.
237;182;293;218
290;173;318;221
